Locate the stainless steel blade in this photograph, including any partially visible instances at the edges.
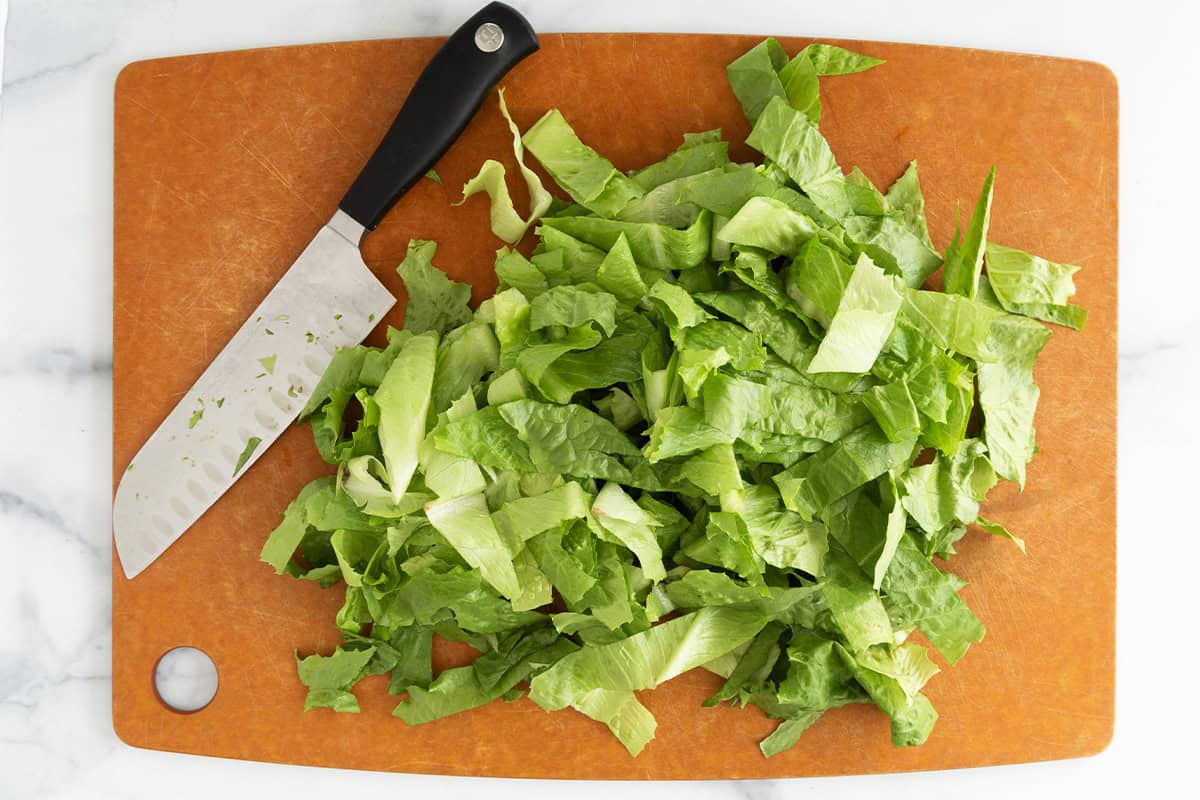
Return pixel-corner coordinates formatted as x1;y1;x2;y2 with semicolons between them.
113;210;395;578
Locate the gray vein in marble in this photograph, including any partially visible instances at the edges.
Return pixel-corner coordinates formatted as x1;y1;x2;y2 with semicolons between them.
0;489;106;559
1;47;105;91
1118;336;1191;363
729;781;789;800
0;0;8;92
0;347;113;381
1;0;118;86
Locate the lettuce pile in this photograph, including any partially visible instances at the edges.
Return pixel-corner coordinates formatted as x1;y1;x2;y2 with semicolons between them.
261;39;1086;757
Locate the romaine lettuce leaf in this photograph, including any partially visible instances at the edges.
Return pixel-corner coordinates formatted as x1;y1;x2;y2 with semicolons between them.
424;492;522;599
861;378;921;443
835;642;938;746
529;606;767;708
644;406;732;462
796;43;885;76
975;516;1027;553
492;481;592;542
808;254;903;374
527;524;599;604
821;543;894;653
678;443;744;496
978;315;1052;487
495;247;549;297
629;130;729;190
726;38;790;125
985;242;1088;329
774;424;916;520
884;160;934;249
529;285;618;336
261;477;332;573
394;626;573;724
296;645;376;713
419;391;487;500
876;534;985;664
540;210;713;272
432;321;498;413
942;167;995;300
899;439;997;536
717;196;819;256
591;482;666;581
746;96;841;189
572;688;658;756
396;240;472;336
900;289;999;362
522;109;644;217
458;88;553;243
375;331;439;499
595;232;648;304
785;236;855;326
737;484;828;575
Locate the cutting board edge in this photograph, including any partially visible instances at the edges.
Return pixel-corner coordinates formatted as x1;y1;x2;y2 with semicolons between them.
111;31;1118;779
108;713;1116;780
112;31;1121;97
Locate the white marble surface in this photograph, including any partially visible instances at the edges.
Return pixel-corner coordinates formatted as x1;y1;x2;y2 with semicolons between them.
1;0;1197;796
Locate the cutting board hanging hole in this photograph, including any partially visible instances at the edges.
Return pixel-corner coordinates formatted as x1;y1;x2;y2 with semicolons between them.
153;646;218;713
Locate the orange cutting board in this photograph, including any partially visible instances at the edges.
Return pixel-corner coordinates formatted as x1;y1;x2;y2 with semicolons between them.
112;33;1117;778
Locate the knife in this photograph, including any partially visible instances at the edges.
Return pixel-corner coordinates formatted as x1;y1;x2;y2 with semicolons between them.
113;2;538;579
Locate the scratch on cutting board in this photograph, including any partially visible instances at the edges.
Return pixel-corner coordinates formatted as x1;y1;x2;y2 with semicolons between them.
312;105;363;159
236;138;322;221
233;207;285;228
250;607;307;627
127;97;208;149
279;113;296;145
150;176;200;210
184;61;217;112
1045;158;1070;187
229;72;256;116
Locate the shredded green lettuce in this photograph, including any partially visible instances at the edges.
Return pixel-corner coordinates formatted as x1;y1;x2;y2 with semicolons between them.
458;88;553;243
266;40;1085;760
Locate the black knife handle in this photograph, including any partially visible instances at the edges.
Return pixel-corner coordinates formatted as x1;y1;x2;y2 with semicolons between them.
338;2;538;231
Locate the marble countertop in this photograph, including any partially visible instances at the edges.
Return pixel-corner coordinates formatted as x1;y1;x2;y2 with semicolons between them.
2;0;1197;797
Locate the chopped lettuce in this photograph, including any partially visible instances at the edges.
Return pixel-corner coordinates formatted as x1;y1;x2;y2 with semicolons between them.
375;331;438;499
458;88;554;243
798;43;885;76
267;41;1085;760
985;242;1088;329
978;315;1052;487
808;254;903;374
529;607;767;753
396;241;472;336
522;109;644;217
942;166;996;300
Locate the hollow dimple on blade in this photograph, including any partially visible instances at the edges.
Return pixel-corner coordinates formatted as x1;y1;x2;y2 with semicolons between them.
113;220;396;578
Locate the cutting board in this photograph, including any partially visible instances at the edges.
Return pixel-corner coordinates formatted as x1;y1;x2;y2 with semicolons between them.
112;33;1117;779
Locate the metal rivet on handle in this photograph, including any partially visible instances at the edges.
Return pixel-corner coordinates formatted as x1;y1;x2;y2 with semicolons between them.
474;22;504;53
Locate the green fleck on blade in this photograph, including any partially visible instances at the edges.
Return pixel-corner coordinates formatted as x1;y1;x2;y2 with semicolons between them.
233;436;263;477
